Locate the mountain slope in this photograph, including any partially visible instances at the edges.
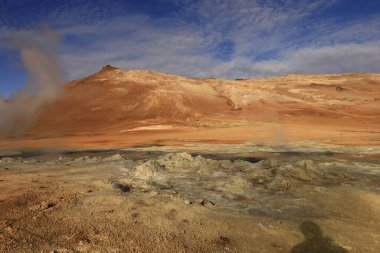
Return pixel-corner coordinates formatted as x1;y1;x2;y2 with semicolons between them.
3;65;376;147
31;66;238;135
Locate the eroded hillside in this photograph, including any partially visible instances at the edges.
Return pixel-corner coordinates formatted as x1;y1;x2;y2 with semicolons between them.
1;66;379;147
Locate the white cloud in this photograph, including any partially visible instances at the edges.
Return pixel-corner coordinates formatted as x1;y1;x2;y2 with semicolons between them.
174;0;342;57
59;15;221;79
211;43;380;78
2;0;380;81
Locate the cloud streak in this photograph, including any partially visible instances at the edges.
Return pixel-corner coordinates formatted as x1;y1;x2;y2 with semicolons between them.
1;0;380;82
210;43;380;78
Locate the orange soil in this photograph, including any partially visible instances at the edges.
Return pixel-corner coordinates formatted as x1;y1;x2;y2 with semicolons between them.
1;67;379;149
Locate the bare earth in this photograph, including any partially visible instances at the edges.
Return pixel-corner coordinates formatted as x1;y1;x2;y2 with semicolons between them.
1;148;379;253
0;67;379;252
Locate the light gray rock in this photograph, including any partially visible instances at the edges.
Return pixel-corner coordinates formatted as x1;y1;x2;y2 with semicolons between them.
134;160;165;181
1;157;16;163
104;154;124;161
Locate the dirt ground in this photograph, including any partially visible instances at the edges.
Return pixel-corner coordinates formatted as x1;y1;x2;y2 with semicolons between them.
0;147;379;253
1;120;380;150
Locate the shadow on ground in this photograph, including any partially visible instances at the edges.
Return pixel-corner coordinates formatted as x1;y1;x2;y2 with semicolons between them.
291;220;348;253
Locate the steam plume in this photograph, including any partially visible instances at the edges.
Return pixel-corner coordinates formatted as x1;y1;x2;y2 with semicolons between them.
0;26;64;135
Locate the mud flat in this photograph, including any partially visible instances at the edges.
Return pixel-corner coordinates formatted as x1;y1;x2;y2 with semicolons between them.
0;143;379;252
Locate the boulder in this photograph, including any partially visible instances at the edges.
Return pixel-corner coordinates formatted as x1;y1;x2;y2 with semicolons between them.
134;160;165;181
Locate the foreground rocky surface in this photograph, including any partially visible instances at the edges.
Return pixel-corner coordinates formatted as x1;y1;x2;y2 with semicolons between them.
1;147;379;252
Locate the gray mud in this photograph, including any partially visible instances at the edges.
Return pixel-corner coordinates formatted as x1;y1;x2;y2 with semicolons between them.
2;147;379;221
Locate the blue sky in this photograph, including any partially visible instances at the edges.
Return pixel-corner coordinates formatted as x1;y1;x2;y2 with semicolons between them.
1;0;380;98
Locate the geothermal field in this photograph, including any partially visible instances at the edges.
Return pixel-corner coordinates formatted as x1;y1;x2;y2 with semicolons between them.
0;66;379;252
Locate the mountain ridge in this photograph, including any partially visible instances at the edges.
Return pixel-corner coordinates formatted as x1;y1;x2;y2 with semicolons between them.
34;66;380;133
1;65;379;147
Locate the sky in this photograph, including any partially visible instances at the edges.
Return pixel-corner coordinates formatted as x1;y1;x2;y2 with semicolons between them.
1;0;380;98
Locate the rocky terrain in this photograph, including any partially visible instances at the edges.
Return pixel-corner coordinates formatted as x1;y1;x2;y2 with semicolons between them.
0;147;379;252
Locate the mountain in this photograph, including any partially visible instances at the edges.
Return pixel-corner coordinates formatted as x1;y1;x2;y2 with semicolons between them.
4;65;380;147
31;65;239;135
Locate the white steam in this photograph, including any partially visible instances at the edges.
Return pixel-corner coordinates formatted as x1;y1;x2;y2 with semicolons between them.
0;26;64;134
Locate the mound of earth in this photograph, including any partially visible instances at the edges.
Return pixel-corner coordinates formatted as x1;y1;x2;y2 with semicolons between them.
1;65;380;147
117;152;380;210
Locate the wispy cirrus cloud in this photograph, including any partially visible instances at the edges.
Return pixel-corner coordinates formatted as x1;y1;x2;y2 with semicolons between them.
175;0;342;57
1;0;380;83
58;15;219;79
210;43;380;78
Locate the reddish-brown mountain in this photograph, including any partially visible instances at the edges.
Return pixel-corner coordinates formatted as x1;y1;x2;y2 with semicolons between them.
2;65;380;147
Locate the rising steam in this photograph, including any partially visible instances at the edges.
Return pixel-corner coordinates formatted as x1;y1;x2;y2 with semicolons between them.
0;26;64;135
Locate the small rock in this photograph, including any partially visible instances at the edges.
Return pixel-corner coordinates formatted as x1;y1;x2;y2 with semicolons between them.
298;169;313;181
184;199;191;205
39;201;56;210
134;160;165;180
23;159;38;164
74;156;90;162
1;157;15;163
167;190;177;194
104;154;124;161
149;191;158;196
111;182;131;192
199;199;215;207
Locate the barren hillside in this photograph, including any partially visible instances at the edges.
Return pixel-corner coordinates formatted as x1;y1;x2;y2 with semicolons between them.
2;66;380;147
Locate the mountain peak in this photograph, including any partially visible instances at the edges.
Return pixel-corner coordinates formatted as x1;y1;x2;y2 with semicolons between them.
101;64;118;71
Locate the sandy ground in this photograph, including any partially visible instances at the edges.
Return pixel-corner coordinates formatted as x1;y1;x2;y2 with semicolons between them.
0;147;379;253
1;121;380;150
